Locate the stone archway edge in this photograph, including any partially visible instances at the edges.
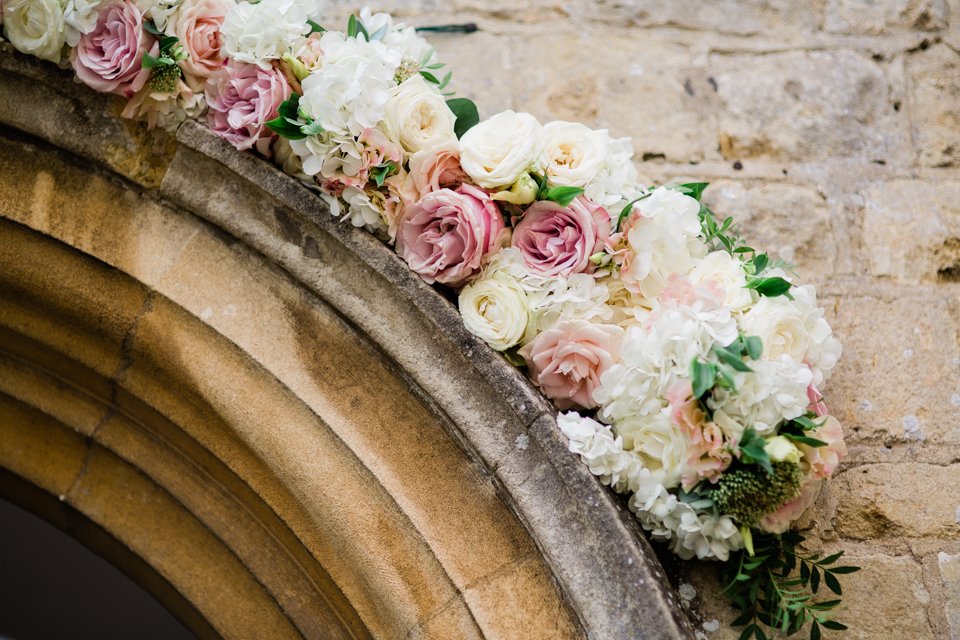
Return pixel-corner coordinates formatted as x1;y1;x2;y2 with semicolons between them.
0;47;694;639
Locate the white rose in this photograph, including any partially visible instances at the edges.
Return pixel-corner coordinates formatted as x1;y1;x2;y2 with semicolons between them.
2;0;66;63
687;251;753;311
540;120;607;188
63;0;104;46
459;110;543;189
459;272;529;351
221;0;322;68
383;74;457;154
298;31;400;136
615;409;687;489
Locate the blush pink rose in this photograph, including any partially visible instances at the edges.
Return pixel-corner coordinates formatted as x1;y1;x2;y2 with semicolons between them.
760;478;822;534
396;184;507;286
667;381;734;490
511;196;610;276
520;320;623;410
800;415;847;479
407;143;469;201
205;60;289;156
168;0;230;85
807;383;829;417
71;0;155;98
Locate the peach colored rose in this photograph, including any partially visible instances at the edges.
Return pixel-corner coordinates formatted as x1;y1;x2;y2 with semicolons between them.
71;0;154;98
395;184;508;286
760;478;822;534
168;0;230;86
407;143;469;201
521;320;622;410
512;196;610;276
800;415;847;479
205;60;289;155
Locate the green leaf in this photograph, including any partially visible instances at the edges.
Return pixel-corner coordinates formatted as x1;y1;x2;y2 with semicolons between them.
783;433;828;448
278;93;301;120
371;162;395;188
731;612;755;627
810;567;821;594
739;427;773;474
750;253;769;274
821;620;848;631
739;624;758;640
265;116;307;140
299;119;325;136
828;565;861;574
748;277;793;297
819;552;844;565
690;358;716;398
307;19;326;33
745;335;763;360
715;345;753;372
347;14;360;37
811;621;821;640
420;70;441;84
676;182;709;201
437;70;453;90
159;35;179;52
446;97;480;139
143;20;162;36
616;192;651;231
543;186;585;207
824;572;842;595
141;52;163;69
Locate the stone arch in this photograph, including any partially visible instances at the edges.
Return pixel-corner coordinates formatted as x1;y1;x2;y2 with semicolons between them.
0;47;692;639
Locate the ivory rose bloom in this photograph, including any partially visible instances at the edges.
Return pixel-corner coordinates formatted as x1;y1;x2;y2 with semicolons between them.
459;273;529;351
395;184;507;286
205;60;289;155
540;121;608;188
71;0;155;97
687;251;753;310
511;197;611;276
384;75;458;154
459;110;543;189
167;0;231;84
3;0;66;62
616;410;688;489
407;143;469;201
521;320;623;410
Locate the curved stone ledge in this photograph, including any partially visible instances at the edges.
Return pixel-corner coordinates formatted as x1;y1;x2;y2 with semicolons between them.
0;47;694;639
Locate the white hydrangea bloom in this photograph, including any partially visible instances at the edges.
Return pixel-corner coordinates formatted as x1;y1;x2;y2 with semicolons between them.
359;7;431;63
63;0;104;46
558;412;649;495
708;355;814;435
621;187;708;299
221;0;323;68
631;487;742;561
595;303;737;423
298;31;401;136
583;135;639;208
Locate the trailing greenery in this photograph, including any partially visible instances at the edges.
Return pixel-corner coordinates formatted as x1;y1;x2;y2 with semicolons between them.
722;531;860;639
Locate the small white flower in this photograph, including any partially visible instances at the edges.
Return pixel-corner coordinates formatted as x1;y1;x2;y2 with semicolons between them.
2;0;66;63
221;0;322;68
459;271;529;351
459;110;543;189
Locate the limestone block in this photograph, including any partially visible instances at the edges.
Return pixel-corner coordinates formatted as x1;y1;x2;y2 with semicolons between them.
703;181;835;281
826;288;960;445
711;50;906;162
835;554;934;638
862;179;960;281
909;44;960;168
825;0;949;34
938;551;960;640
835;464;960;539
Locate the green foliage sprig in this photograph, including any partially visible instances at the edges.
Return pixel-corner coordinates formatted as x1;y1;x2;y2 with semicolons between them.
722;532;860;640
529;173;584;207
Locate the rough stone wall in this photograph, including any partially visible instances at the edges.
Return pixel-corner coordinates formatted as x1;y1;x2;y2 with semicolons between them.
322;1;960;638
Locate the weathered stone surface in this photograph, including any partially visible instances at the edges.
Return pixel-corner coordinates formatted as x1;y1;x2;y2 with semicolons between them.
938;551;960;639
826;288;960;445
909;44;960;167
703;181;834;281
862;179;960;281
711;50;905;162
825;0;949;33
836;554;934;639
578;0;825;34
836;464;960;539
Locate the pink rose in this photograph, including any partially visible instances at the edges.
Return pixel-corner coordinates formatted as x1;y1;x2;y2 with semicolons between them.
667;381;734;490
511;196;611;276
807;383;829;417
407;143;469;201
760;478;822;534
205;60;289;156
800;415;847;479
396;184;507;286
71;0;155;98
520;320;622;410
168;0;230;86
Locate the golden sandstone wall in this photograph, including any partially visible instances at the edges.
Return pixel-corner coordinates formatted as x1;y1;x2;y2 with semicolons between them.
2;1;960;639
325;0;959;638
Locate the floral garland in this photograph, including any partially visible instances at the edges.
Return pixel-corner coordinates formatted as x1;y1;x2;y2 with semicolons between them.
1;1;860;637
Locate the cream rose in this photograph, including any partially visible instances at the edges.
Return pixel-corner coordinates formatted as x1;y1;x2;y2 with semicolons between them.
459;273;529;351
739;294;811;364
3;0;66;63
615;410;688;489
540;120;607;188
459;110;543;189
687;251;753;311
384;74;457;154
